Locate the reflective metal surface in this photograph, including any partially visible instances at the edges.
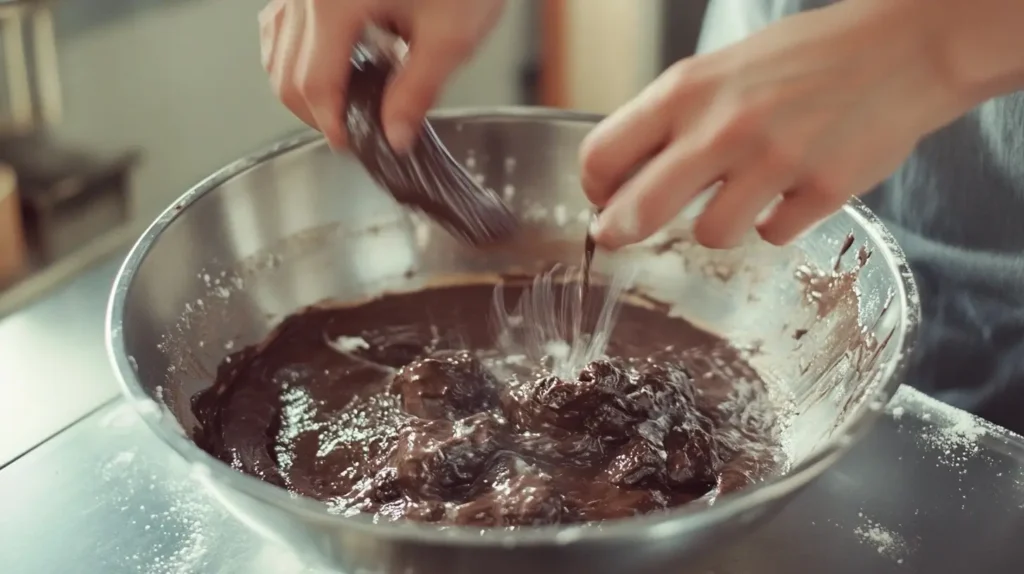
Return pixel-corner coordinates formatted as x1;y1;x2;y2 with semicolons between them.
107;108;920;573
0;254;123;467
3;386;1022;574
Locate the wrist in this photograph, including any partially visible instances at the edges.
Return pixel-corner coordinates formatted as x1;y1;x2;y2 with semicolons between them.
842;0;975;130
927;0;1024;105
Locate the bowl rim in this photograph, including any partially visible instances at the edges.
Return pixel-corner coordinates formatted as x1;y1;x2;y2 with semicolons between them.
106;106;920;546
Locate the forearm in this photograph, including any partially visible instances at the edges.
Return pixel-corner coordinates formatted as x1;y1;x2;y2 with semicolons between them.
928;0;1024;104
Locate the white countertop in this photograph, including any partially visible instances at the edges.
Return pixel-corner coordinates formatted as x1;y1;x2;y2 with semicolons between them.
0;256;123;467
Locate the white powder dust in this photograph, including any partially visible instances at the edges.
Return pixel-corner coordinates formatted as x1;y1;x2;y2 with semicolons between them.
887;386;1004;470
98;402;332;574
543;340;571;362
327;335;370;354
853;515;908;562
101;455;216;573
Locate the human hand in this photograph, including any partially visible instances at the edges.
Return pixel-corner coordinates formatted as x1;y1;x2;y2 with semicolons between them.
580;0;968;250
259;0;504;152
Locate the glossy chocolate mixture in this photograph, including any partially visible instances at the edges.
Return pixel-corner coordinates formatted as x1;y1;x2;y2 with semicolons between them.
344;40;518;247
192;280;784;527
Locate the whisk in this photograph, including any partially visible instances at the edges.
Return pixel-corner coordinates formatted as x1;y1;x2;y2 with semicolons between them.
344;31;519;247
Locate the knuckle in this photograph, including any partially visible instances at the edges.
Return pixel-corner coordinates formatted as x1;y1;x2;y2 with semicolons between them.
761;143;802;175
657;58;707;108
805;172;849;204
708;112;755;152
663;58;705;93
660;61;692;96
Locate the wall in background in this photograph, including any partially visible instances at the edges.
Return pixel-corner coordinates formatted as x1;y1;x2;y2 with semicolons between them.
661;0;710;66
51;0;529;222
563;0;664;113
53;0;197;37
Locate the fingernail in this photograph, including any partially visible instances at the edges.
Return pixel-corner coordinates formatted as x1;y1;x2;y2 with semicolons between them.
592;203;640;250
385;121;415;153
587;212;600;237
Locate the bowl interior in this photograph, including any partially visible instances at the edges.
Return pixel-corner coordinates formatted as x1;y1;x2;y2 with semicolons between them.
113;109;917;525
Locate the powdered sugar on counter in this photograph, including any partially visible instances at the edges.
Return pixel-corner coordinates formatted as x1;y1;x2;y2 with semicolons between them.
853;513;909;563
97;402;328;574
885;385;1016;469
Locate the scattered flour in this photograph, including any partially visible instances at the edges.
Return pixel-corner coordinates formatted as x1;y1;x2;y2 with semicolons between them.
886;386;1000;469
101;450;216;573
97;403;330;574
853;513;908;563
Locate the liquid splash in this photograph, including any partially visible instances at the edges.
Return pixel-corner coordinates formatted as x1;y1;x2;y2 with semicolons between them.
491;263;637;379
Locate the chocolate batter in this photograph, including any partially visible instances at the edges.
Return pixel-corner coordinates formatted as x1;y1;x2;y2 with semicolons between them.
192;280;783;527
345;39;518;246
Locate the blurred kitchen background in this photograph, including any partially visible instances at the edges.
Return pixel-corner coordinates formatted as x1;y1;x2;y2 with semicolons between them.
0;0;708;316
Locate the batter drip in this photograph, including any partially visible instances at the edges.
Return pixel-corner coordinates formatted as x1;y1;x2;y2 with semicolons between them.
192;280;783;527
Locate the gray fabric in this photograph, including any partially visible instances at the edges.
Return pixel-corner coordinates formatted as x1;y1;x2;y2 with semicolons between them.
700;0;1024;433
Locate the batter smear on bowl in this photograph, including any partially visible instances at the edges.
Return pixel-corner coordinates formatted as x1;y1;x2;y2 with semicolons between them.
191;279;785;527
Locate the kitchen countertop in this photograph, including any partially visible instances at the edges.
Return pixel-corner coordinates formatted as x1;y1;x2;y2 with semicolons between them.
0;254;124;467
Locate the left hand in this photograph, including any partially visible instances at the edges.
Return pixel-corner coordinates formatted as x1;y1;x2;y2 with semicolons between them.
580;0;967;249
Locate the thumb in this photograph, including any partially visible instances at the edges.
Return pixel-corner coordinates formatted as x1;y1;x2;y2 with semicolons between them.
382;31;474;151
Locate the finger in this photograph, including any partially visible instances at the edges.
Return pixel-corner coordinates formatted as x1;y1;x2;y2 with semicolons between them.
755;184;845;246
268;2;317;129
382;29;477;151
592;138;729;250
293;0;365;150
577;80;675;208
693;160;797;249
258;0;286;70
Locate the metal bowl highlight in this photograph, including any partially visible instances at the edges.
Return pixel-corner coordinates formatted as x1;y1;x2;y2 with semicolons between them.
106;108;919;574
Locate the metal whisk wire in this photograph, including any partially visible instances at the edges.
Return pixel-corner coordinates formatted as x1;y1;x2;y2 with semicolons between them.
344;31;519;247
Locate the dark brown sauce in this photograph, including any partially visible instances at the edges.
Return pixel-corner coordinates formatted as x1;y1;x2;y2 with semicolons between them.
191;281;784;527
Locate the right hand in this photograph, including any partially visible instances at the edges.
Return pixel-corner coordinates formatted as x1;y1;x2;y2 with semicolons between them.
260;0;505;152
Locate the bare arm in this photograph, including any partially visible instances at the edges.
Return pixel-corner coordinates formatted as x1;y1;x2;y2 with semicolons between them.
933;0;1024;104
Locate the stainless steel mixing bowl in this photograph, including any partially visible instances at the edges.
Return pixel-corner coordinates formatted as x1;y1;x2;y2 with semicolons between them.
107;108;919;574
